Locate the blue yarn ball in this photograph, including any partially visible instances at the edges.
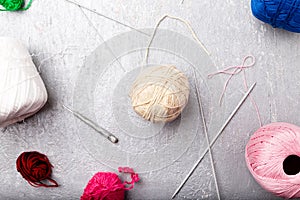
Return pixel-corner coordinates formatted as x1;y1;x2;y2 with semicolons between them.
251;0;300;33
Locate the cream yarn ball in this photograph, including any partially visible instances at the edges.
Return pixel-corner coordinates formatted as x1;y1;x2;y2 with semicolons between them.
129;65;190;123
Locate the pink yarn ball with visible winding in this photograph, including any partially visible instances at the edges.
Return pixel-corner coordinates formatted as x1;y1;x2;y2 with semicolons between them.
81;172;125;200
245;122;300;198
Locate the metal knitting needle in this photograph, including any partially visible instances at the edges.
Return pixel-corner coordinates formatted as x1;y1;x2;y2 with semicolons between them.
194;71;221;200
63;105;119;144
171;82;257;199
64;0;149;36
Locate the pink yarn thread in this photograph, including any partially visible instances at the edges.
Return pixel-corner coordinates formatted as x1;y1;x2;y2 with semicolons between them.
245;122;300;198
208;55;262;127
81;167;139;200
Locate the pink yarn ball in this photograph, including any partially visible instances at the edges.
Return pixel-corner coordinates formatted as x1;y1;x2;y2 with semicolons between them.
81;172;125;200
245;122;300;198
81;167;139;200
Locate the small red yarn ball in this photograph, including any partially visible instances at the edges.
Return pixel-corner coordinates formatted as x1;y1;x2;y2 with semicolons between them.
81;172;125;200
16;151;58;187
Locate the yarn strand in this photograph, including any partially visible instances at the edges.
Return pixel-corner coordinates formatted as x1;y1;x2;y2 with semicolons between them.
0;0;32;11
27;177;59;188
118;167;140;190
208;55;255;104
144;15;210;66
208;55;262;127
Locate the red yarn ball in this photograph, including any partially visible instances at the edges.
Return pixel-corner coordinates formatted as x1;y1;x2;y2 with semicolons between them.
16;151;58;187
81;167;139;200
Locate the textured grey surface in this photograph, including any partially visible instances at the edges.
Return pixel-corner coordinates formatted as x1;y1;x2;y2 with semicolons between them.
0;0;300;199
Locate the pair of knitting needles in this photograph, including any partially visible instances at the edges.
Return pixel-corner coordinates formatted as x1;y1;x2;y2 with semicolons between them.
172;82;257;199
63;105;119;144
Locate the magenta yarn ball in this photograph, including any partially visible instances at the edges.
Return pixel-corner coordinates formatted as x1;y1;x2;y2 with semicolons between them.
245;122;300;198
81;172;125;200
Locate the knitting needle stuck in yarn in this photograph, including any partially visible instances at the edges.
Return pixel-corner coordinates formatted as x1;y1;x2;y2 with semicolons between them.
63;105;119;143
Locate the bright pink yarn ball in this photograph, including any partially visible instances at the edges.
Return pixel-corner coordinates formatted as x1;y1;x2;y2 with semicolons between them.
245;122;300;198
81;167;139;200
81;172;125;200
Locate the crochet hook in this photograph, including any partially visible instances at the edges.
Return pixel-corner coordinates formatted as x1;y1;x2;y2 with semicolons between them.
63;105;119;144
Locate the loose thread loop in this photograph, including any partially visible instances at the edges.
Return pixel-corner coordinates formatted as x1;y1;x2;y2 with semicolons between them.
0;0;32;11
208;55;262;127
144;14;210;67
208;55;256;79
208;55;256;104
118;167;140;190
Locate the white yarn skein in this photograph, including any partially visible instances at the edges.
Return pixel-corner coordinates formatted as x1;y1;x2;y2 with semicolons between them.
0;37;48;128
130;65;189;123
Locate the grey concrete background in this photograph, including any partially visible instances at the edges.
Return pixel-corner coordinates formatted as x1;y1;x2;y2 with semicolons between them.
0;0;300;199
